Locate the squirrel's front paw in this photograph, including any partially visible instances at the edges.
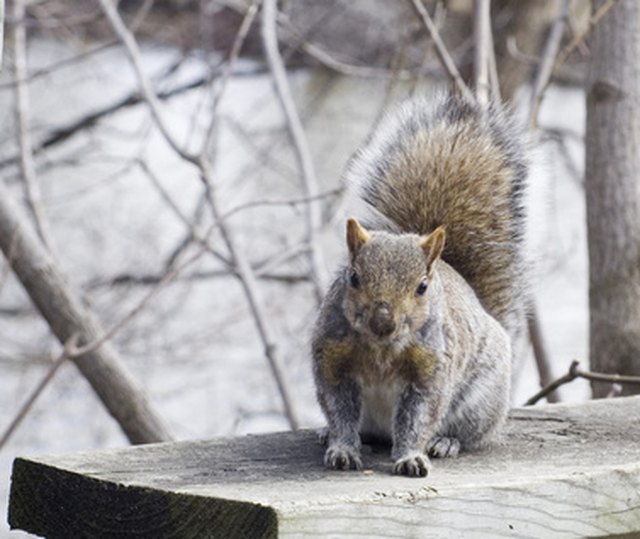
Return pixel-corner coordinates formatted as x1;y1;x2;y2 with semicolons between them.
392;452;431;477
324;444;362;471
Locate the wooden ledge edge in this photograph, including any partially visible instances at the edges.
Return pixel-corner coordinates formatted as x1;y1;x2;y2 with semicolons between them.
9;458;278;539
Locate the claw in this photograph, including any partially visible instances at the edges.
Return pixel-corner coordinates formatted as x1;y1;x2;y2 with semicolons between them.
428;436;460;458
324;444;363;471
392;452;431;477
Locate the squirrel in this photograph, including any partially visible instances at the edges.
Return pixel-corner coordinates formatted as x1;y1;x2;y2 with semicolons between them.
311;92;531;477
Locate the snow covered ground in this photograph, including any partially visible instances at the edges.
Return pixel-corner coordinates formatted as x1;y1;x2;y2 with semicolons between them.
0;38;589;537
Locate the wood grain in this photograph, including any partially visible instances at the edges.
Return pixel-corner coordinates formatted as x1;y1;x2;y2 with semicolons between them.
9;397;640;538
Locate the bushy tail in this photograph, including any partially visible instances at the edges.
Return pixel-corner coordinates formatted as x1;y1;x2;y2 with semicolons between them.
344;93;530;342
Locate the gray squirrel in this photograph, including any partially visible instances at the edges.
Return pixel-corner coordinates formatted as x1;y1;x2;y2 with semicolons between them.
312;93;531;476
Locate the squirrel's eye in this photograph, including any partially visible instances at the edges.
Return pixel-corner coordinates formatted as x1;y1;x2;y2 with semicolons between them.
349;270;360;288
416;278;428;295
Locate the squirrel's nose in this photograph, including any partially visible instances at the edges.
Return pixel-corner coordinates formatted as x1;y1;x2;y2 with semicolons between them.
369;302;396;338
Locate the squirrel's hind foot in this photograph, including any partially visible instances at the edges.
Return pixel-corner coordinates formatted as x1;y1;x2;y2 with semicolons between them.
428;436;461;458
316;426;329;445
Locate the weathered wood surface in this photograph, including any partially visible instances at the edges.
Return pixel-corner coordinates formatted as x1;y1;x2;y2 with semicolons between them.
9;397;640;538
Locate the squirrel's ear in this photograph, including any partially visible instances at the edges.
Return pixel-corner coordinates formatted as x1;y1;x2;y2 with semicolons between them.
346;217;370;256
420;226;446;274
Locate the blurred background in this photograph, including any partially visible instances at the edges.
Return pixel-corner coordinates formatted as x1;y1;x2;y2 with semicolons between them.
0;0;610;535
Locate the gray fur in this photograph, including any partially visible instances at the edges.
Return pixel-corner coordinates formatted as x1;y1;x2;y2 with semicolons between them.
313;94;526;476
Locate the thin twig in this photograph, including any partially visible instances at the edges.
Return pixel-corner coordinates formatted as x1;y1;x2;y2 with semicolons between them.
553;0;622;73
138;160;234;269
261;0;327;303
220;188;342;222
522;2;621;401
98;0;300;430
224;115;298;181
0;0;4;68
486;9;501;103
196;156;300;430
0;228;214;450
567;12;590;59
222;1;446;81
72;242;210;358
184;0;260;152
521;1;574;400
528;309;558;403
524;360;579;406
90;269;308;289
409;0;475;103
528;0;570;128
141;160;327;284
0;335;79;450
97;0;197;164
27;3;102;30
12;0;57;256
201;0;261;152
0;41;116;90
253;241;309;278
473;0;491;107
41;73;211;161
577;368;640;387
505;36;539;66
302;40;418;80
524;360;640;406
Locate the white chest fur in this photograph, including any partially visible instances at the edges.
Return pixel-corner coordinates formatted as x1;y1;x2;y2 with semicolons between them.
360;382;403;439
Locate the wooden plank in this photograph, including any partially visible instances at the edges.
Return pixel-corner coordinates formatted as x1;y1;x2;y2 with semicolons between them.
9;397;640;538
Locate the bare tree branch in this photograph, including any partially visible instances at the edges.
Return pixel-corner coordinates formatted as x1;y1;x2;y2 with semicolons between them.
0;62;234;172
528;308;558;403
527;0;622;130
196;156;300;430
262;0;327;303
553;0;622;73
0;42;117;90
529;0;570;128
98;0;300;430
89;268;308;289
77;248;210;362
473;0;491;106
0;228;18;299
0;0;4;69
0;0;230;172
0;229;210;450
97;0;197;163
486;22;500;102
221;187;342;222
141;160;325;286
505;36;538;66
521;1;623;394
409;0;475;103
0;179;172;444
525;360;640;406
521;1;573;389
301;40;419;80
12;0;57;256
222;0;456;81
201;0;261;152
138;160;234;270
0;335;79;451
252;241;309;279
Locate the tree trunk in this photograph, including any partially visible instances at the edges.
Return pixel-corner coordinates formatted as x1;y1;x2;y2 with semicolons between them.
0;182;173;443
585;0;640;397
